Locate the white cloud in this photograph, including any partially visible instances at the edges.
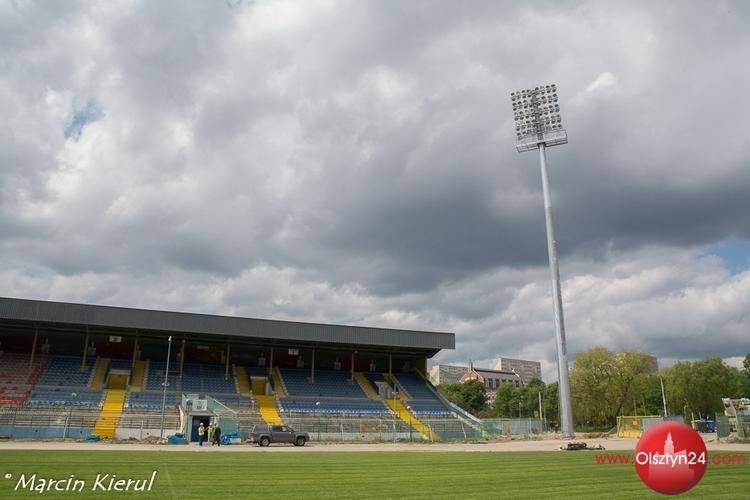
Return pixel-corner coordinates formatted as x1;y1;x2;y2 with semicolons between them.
585;71;618;96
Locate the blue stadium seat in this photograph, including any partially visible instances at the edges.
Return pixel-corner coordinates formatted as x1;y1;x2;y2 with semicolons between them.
278;397;390;417
280;368;367;398
394;373;453;417
28;388;104;407
125;391;178;410
37;355;95;387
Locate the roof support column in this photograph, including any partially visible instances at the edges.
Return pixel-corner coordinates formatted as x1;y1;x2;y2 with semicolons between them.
132;331;139;369
311;349;315;384
179;339;185;378
269;347;274;371
225;343;231;380
351;351;356;385
389;354;392;382
29;323;38;368
81;326;89;372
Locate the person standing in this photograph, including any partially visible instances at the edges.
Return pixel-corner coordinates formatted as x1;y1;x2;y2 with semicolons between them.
213;424;222;447
208;422;215;446
197;422;205;447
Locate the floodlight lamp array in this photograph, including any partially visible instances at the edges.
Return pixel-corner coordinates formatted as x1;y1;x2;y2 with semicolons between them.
511;84;564;140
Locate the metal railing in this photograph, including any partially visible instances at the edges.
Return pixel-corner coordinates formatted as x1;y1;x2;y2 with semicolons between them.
0;407;180;440
480;418;545;437
1;405;546;443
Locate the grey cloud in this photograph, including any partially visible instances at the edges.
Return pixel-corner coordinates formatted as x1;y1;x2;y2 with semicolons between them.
1;1;750;379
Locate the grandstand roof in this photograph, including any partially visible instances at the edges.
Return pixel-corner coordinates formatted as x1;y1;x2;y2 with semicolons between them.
0;297;454;356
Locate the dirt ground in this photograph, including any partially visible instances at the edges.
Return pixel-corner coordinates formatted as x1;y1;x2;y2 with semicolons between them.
1;434;748;453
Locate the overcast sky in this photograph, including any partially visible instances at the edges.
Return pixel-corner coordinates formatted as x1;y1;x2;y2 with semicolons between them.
2;0;749;380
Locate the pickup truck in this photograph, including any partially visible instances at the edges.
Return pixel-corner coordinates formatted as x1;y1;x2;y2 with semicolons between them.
249;424;309;447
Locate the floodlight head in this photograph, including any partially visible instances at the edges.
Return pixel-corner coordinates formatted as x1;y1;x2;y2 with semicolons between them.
511;83;568;152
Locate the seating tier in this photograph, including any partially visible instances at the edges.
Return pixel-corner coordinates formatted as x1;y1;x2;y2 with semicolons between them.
28;388;103;407
281;368;366;398
396;373;440;400
279;397;389;416
125;391;178;410
37;355;93;387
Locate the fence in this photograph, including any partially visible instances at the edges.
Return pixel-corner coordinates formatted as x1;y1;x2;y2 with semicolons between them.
283;417;433;442
617;415;684;438
737;413;749;439
2;405;546;443
480;418;545;437
206;396;239;434
0;407;181;441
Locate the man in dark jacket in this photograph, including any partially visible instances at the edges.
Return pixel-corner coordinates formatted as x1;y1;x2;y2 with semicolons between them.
213;425;222;446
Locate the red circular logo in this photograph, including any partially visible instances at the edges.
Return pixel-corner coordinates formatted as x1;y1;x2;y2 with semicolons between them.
633;422;707;495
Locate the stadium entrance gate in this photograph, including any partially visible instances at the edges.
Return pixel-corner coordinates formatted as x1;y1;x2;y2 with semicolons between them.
189;415;213;443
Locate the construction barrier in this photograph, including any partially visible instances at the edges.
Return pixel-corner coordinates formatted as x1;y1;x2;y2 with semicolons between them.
617;415;684;438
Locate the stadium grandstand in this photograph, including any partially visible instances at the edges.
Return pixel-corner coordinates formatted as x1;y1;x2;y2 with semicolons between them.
0;297;479;442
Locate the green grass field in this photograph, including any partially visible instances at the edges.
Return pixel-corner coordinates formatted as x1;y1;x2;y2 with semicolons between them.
0;450;747;499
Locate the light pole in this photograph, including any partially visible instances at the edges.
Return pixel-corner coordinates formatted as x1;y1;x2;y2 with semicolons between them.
392;384;398;442
660;377;668;416
159;335;173;441
315;401;321;441
511;84;574;438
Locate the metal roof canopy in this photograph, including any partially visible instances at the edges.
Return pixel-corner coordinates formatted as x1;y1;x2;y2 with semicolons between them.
0;297;454;357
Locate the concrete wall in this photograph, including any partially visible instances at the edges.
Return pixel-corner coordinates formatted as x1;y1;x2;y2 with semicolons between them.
0;426;88;439
115;427;181;441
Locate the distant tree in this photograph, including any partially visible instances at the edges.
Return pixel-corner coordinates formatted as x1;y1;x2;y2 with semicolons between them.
459;380;487;414
664;357;743;418
544;382;560;429
742;354;750;396
571;347;658;427
493;383;517;418
439;380;486;415
641;374;667;416
520;378;546;418
492;378;549;419
663;361;692;418
439;383;463;407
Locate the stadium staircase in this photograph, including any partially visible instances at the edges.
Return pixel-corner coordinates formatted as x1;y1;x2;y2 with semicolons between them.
256;395;283;425
93;389;126;439
354;372;380;400
385;398;433;441
391;379;412;400
234;365;252;396
129;360;147;392
251;377;266;396
89;358;110;389
271;367;287;396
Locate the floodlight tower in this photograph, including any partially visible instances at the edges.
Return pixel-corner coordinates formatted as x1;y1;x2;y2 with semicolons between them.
511;84;574;438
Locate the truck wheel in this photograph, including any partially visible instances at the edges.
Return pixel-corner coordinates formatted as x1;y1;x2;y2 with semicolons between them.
295;436;306;447
259;437;270;447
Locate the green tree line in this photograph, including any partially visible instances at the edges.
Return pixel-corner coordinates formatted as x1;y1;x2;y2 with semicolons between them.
438;378;561;427
571;349;749;428
436;351;750;430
